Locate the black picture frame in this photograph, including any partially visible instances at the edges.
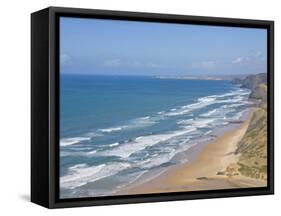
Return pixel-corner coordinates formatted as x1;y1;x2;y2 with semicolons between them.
31;6;274;209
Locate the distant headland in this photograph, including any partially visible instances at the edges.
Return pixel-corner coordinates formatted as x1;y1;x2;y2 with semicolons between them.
155;76;223;81
155;74;257;81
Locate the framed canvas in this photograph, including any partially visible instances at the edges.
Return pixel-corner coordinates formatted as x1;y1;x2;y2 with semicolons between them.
31;6;274;208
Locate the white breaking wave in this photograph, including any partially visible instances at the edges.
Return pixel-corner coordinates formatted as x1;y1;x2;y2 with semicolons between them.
204;130;213;135
165;88;250;117
200;106;235;118
191;118;216;128
216;96;244;104
98;127;123;133
207;90;245;99
178;117;214;127
165;97;217;117
222;104;242;109
109;142;120;147
87;150;97;154
60;162;131;189
60;142;120;157
84;132;103;137
197;97;217;103
137;138;194;169
140;116;151;120
138;150;176;169
60;137;91;146
97;127;197;159
177;118;194;125
97;116;155;134
165;108;191;116
200;108;218;117
60;150;96;157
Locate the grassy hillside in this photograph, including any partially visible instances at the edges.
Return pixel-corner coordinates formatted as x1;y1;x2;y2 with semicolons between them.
235;74;268;180
236;106;267;180
224;73;268;181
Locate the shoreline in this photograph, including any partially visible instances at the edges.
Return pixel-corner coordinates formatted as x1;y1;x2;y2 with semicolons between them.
115;109;266;195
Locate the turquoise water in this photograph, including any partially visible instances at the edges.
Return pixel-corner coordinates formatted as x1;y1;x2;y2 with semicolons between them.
60;74;250;198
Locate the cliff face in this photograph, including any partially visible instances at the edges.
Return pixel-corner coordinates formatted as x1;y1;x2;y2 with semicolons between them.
233;73;268;180
236;73;267;89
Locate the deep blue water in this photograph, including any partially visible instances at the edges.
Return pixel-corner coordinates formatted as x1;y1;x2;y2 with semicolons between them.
60;74;250;198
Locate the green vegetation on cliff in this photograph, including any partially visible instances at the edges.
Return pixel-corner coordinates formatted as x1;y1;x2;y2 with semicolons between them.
234;73;268;181
236;107;267;180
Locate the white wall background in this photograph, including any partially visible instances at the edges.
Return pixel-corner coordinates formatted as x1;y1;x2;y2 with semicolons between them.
0;0;279;214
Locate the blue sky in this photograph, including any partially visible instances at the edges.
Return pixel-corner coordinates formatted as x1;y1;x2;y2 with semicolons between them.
60;17;267;76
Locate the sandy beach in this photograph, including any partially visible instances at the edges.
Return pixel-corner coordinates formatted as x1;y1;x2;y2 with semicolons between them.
117;110;267;195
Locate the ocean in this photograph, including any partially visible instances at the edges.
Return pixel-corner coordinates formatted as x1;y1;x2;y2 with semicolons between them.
59;74;251;198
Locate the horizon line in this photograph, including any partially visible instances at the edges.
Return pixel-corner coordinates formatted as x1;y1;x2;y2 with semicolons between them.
60;72;266;77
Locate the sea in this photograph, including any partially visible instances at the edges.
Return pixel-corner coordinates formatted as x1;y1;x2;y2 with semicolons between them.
59;74;251;198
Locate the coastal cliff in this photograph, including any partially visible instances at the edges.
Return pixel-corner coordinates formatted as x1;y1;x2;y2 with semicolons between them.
233;73;267;105
230;73;268;181
232;73;267;89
